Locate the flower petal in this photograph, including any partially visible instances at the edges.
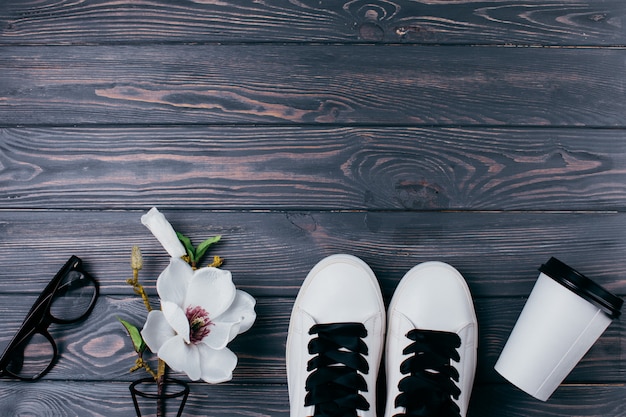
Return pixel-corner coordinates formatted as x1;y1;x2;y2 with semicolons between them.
216;290;257;336
159;336;202;381
162;301;190;344
141;310;176;353
197;344;237;384
141;207;186;258
201;321;238;350
157;257;193;306
185;267;236;318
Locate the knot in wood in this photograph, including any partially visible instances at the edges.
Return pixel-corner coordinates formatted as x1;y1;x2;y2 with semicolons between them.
358;22;384;42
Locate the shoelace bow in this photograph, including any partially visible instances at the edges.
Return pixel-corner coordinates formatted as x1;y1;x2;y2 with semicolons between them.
394;329;462;417
305;323;370;417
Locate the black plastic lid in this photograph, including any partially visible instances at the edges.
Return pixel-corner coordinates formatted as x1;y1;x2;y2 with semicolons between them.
539;257;623;319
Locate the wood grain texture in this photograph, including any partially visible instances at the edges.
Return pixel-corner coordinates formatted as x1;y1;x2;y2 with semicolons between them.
0;0;624;46
1;127;626;210
1;45;625;127
469;384;626;417
0;381;289;417
0;296;289;384
0;381;626;417
2;0;625;415
0;296;621;385
1;210;625;297
0;380;625;417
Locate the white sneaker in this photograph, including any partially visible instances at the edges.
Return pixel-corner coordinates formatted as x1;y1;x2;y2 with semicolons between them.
286;254;386;417
384;262;478;417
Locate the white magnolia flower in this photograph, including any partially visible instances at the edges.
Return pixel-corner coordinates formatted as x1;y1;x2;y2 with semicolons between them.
141;257;256;383
141;207;187;258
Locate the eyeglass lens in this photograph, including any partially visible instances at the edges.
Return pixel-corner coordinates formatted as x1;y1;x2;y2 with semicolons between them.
4;332;55;379
49;267;98;323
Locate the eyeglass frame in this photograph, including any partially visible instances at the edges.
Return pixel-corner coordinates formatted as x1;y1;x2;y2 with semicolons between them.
0;255;99;381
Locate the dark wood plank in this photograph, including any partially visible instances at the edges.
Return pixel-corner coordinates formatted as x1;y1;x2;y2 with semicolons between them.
1;1;623;416
1;210;625;297
0;296;620;384
1;0;624;46
0;381;289;417
469;384;626;417
0;379;624;416
0;295;289;384
2;379;626;417
1;45;625;126
2;127;626;211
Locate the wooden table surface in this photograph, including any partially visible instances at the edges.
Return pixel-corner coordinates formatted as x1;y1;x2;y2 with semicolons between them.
1;1;625;416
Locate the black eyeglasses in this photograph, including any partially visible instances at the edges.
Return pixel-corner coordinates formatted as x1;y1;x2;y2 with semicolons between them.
0;256;99;380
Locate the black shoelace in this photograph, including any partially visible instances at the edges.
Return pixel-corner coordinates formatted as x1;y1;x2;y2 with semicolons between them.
305;323;370;417
394;329;462;417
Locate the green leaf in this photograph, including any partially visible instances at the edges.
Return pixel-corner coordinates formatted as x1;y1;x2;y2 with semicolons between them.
119;318;146;354
176;231;196;261
195;235;221;262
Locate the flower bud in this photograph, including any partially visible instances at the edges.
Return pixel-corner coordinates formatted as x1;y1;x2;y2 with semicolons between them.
131;245;143;270
141;207;187;258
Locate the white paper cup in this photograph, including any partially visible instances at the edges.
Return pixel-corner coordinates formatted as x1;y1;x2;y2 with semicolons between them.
494;257;622;401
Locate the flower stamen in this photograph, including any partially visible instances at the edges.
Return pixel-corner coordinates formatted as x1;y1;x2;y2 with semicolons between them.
186;306;213;344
